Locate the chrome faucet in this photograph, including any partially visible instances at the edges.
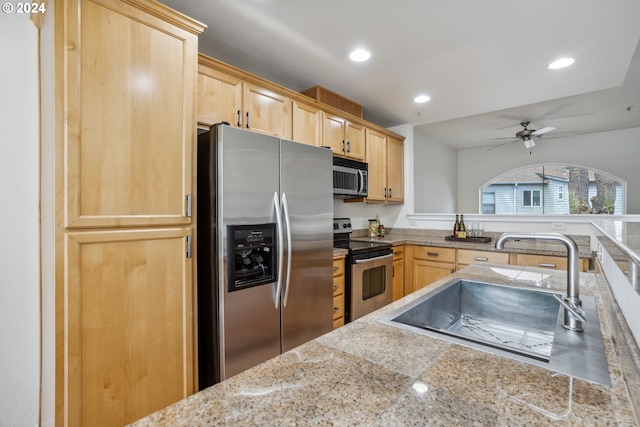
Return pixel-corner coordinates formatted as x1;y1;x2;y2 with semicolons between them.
495;232;584;332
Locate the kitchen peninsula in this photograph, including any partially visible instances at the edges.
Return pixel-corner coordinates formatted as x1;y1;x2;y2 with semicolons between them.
130;260;639;426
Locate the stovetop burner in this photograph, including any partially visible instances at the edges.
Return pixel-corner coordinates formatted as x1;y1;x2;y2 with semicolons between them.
333;218;392;256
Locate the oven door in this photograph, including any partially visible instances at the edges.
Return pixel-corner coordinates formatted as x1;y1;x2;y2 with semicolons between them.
350;252;393;321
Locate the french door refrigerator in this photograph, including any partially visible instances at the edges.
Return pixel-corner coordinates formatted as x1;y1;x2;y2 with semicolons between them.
197;124;333;388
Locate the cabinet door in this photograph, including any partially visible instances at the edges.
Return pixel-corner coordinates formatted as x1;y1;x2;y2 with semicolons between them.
365;128;387;202
197;64;243;127
412;260;455;292
322;112;347;155
345;121;366;160
393;259;405;301
65;228;193;427
67;0;197;228
292;100;322;146
387;135;404;203
243;82;292;138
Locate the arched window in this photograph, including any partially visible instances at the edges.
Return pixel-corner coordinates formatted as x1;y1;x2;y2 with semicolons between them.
479;164;626;215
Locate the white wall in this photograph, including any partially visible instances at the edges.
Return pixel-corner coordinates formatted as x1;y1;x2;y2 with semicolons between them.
413;128;457;213
0;14;40;427
456;127;640;214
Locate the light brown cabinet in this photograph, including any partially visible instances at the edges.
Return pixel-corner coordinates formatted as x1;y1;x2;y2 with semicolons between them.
333;256;346;329
392;245;405;301
386;135;405;203
513;253;588;272
198;56;292;138
39;1;203;425
364;130;404;203
322;112;366;160
292;99;323;146
457;249;509;269
405;245;456;294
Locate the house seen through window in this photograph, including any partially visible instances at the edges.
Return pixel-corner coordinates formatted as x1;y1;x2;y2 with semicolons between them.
480;165;625;215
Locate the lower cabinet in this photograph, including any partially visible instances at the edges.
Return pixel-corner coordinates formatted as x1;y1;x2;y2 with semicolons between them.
392;245;405;301
405;245;456;294
457;249;509;269
333;256;346;329
512;253;588;272
65;228;193;426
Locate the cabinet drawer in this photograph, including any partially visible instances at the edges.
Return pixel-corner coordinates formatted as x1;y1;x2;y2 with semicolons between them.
333;275;345;296
333;294;344;320
412;246;456;263
392;245;405;261
333;257;345;277
333;317;345;329
457;249;509;266
515;254;568;270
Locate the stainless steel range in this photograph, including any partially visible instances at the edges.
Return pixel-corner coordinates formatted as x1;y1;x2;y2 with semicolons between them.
333;218;393;322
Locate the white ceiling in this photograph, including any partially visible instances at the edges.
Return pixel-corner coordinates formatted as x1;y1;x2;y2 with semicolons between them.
159;0;640;150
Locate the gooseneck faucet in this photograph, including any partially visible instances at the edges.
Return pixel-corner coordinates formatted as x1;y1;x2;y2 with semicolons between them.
495;232;584;332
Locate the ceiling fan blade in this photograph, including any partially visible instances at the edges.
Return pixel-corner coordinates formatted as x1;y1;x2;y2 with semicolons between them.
532;126;556;136
536;130;577;139
491;136;520;140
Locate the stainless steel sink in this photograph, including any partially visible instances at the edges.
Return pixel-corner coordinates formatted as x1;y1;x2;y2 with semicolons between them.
379;279;611;386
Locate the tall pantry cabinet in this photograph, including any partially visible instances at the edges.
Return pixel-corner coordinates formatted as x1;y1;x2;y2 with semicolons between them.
38;1;205;426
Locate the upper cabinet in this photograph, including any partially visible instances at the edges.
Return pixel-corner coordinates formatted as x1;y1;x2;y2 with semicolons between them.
196;53;404;202
61;0;202;229
322;112;366;160
198;57;291;138
365;131;404;203
292;99;323;146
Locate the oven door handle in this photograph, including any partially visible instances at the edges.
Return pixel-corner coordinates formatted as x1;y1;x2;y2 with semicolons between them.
354;253;393;263
273;192;284;309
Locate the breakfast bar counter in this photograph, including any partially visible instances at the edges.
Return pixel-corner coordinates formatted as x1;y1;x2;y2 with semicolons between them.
130;263;638;426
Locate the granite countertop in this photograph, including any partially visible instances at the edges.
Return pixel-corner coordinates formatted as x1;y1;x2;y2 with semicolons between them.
130;264;638;426
350;229;593;259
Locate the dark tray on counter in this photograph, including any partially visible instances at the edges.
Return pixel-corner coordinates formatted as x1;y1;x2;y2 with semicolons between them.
445;236;492;243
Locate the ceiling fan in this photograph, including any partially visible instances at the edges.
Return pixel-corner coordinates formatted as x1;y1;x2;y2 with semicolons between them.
488;121;575;154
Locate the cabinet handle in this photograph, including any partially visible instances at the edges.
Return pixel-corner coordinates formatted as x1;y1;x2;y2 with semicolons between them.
237;110;242;127
333;285;340;291
346;140;350;152
394;251;402;256
342;140;346;152
333;307;340;313
474;257;489;262
333;266;340;271
384;188;387;198
538;263;557;269
427;252;439;257
389;188;392;199
246;111;250;128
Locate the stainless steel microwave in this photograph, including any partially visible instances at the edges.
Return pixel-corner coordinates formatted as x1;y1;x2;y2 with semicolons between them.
333;156;368;198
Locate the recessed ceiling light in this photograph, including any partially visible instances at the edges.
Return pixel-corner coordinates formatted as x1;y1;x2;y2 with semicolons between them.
548;57;575;70
349;49;371;62
414;95;431;103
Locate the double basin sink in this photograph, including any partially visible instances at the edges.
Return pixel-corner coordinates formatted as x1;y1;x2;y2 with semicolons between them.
379;278;611;386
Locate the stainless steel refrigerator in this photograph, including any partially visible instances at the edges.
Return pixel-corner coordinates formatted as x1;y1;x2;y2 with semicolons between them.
197;124;333;388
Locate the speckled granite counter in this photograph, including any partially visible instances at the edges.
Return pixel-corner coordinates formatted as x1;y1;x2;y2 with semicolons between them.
352;229;593;259
130;264;639;426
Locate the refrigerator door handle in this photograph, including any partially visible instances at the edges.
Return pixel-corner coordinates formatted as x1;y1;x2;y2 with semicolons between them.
273;192;284;309
281;192;293;307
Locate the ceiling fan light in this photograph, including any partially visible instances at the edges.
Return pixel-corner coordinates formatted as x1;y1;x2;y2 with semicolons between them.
548;57;575;70
523;139;535;149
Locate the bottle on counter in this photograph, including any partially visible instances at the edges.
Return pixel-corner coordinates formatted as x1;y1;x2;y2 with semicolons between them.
458;214;467;238
378;224;385;238
453;214;460;237
368;219;377;238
